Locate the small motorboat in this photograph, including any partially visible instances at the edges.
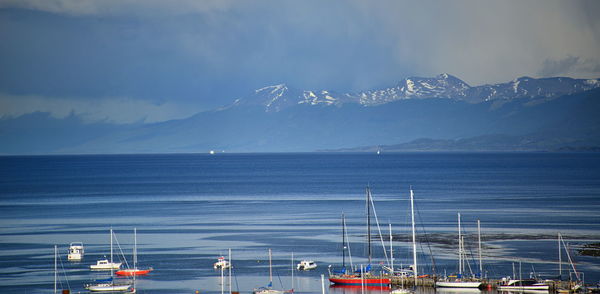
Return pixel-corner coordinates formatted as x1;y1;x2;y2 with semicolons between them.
67;242;84;261
90;258;122;270
296;260;317;270
214;256;231;269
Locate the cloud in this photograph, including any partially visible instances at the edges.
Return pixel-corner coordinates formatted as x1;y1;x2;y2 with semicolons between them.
1;0;599;108
0;93;201;124
0;0;236;16
538;56;600;77
538;56;581;77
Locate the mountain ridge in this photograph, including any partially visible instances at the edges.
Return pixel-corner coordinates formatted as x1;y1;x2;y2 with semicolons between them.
235;74;600;112
2;74;600;154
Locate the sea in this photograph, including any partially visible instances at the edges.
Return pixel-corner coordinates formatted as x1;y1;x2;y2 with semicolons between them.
0;152;599;294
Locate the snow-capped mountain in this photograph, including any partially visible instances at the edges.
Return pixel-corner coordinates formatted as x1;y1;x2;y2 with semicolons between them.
235;74;600;112
233;84;342;112
465;76;600;103
345;73;471;105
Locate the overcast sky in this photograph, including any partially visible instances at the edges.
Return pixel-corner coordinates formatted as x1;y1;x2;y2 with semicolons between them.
1;0;599;123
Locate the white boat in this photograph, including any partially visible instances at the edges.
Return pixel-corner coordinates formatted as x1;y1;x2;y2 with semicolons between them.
253;289;284;294
436;281;483;288
91;229;122;270
91;258;122;270
296;260;317;270
253;249;285;294
498;279;549;291
67;242;84;261
85;280;132;292
435;213;482;289
214;256;231;269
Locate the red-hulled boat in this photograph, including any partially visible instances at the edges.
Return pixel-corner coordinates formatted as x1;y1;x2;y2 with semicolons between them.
329;275;391;287
117;228;153;277
115;267;153;276
328;189;391;288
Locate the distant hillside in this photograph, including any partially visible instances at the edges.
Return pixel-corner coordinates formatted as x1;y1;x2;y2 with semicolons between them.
1;74;599;154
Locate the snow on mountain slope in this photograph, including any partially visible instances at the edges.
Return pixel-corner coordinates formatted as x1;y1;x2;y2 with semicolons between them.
233;74;600;112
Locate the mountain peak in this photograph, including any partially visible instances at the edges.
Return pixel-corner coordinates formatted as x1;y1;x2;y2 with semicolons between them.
232;74;600;112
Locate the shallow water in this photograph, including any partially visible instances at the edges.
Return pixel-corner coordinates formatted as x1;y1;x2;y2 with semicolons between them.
0;153;599;293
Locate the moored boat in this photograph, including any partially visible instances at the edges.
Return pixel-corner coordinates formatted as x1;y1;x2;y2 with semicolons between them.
252;249;286;294
328;188;391;287
498;279;549;291
214;256;231;269
296;260;317;270
115;268;153;276
328;275;391;287
115;228;153;276
85;278;132;292
91;229;121;270
67;242;84;261
91;258;122;270
435;280;482;288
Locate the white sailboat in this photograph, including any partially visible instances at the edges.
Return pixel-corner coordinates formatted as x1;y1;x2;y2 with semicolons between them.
435;213;482;289
85;230;133;292
253;248;285;294
91;228;122;270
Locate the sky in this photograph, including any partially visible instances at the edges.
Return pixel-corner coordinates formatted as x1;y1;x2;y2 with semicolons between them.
1;0;599;124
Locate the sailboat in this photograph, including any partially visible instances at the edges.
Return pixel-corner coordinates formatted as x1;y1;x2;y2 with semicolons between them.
85;276;133;292
116;228;153;276
435;213;482;288
556;233;583;292
91;228;122;270
329;187;391;287
390;188;418;294
253;248;285;294
53;245;72;294
85;230;133;292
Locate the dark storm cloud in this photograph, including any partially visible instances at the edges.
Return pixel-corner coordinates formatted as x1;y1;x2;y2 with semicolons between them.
0;0;599;123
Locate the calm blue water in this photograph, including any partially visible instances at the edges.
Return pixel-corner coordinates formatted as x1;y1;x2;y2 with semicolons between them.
0;153;599;293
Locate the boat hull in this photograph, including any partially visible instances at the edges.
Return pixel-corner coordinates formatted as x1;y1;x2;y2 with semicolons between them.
329;276;391;287
435;281;482;288
252;289;285;294
86;283;131;292
498;285;549;291
115;268;152;276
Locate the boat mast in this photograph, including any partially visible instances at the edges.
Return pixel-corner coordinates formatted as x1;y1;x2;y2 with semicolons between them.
134;228;137;270
389;223;393;273
342;213;346;269
366;187;372;265
291;252;294;292
54;245;57;294
228;248;232;294
458;213;462;276
559;234;580;281
410;188;417;286
110;228;113;268
558;233;562;279
478;219;482;276
269;248;273;287
221;255;224;294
